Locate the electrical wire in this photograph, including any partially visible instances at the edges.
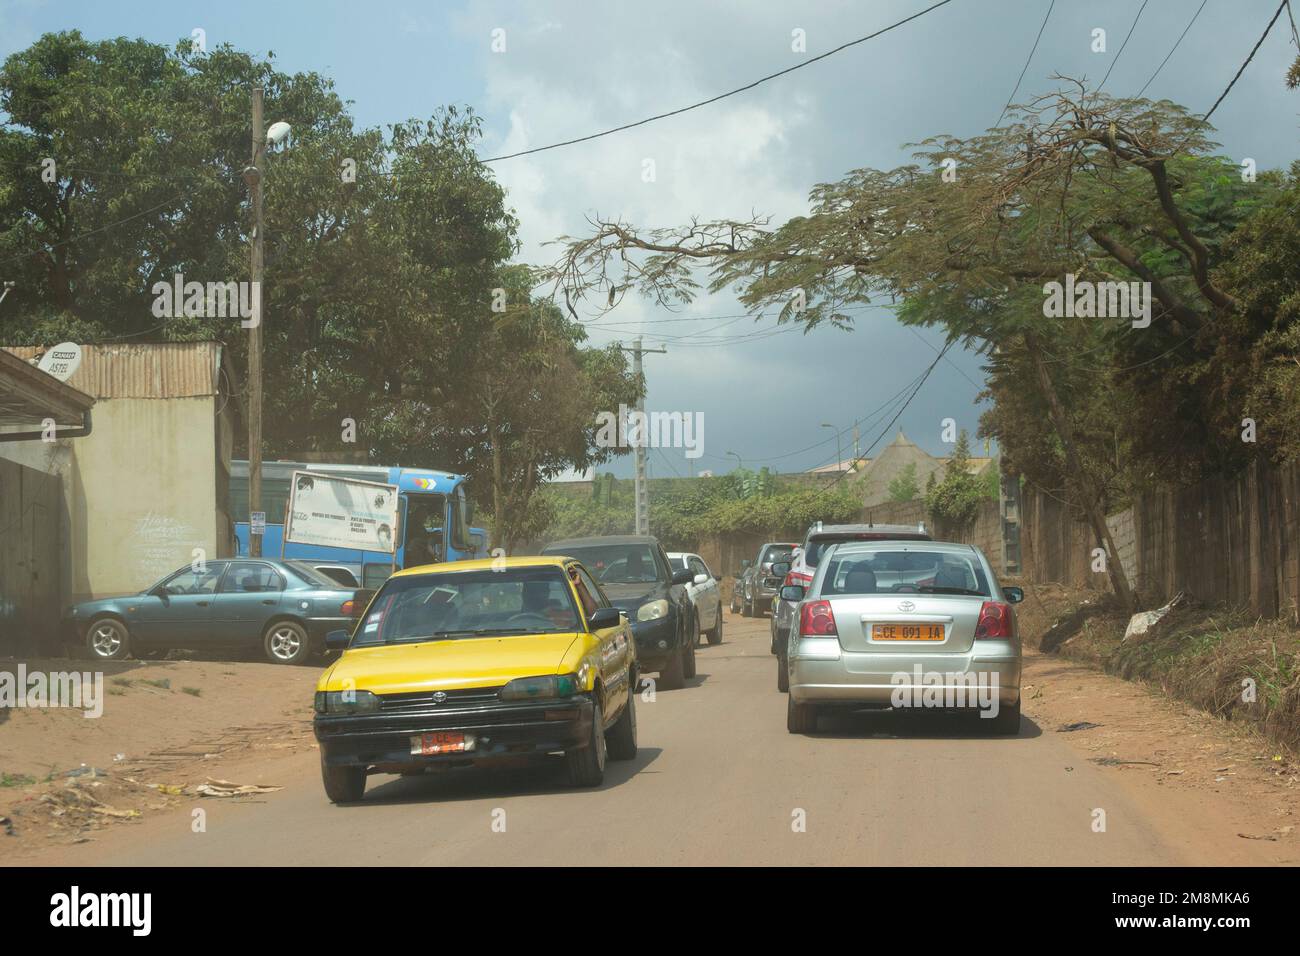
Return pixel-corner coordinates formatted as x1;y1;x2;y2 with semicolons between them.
1136;0;1208;98
1098;0;1150;92
994;0;1055;129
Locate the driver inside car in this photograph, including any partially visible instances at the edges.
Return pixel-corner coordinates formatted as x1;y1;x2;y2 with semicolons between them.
521;580;572;629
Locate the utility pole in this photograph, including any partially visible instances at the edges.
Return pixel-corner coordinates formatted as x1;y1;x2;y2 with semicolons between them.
0;281;14;309
619;337;666;536
244;87;266;556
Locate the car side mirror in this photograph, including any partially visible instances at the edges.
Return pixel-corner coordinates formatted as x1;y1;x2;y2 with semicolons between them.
771;562;791;577
588;607;622;630
671;569;694;586
324;629;351;649
740;559;751;569
1003;586;1024;604
693;573;709;585
779;585;805;602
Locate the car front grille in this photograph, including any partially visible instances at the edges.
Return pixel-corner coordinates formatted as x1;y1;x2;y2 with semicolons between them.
377;686;503;713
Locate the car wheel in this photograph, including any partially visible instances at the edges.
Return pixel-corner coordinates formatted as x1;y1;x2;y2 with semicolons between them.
320;753;366;803
659;646;685;690
565;697;607;786
741;595;752;617
86;617;130;661
683;618;698;678
707;607;723;646
263;620;311;665
729;591;740;614
607;691;637;761
777;644;789;693
787;695;818;734
984;698;1021;736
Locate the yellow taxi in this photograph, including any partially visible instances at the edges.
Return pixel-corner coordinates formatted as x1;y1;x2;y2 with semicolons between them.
313;556;638;802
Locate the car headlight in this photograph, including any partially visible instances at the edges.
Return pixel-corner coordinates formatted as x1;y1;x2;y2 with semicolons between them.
314;690;382;714
637;599;670;622
500;674;581;701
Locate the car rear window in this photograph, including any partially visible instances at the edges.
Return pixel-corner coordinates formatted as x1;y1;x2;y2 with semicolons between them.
820;550;989;596
548;544;664;585
803;532;929;567
284;561;350;589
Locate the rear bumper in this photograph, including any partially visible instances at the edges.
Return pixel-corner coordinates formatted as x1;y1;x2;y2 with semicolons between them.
314;696;593;771
789;639;1021;710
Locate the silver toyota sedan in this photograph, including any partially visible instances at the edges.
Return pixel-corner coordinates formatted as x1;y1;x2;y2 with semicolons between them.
778;540;1023;735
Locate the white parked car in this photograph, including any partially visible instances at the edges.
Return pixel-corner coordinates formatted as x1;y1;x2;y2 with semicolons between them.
666;552;723;646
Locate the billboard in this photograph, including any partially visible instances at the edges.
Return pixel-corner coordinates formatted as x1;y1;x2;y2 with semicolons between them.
284;470;399;554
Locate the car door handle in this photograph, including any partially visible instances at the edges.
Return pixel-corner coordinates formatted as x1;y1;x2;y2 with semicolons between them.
196;601;210;607
261;599;275;605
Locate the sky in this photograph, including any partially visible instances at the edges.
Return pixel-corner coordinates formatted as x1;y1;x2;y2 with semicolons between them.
2;0;1298;479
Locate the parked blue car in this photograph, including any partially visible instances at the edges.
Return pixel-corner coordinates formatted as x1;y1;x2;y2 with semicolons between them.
65;559;367;665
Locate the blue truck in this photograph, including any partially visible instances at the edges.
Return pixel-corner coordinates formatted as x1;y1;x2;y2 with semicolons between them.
231;460;489;590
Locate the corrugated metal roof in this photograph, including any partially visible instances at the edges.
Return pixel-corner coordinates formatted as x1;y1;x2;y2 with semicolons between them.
2;342;223;399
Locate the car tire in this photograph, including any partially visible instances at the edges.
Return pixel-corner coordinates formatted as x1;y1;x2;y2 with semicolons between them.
729;591;740;614
86;617;130;661
777;645;789;693
263;620;311;665
707;607;723;645
565;698;607;787
984;698;1021;736
683;619;698;679
741;595;752;617
320;753;366;803
659;646;686;690
787;695;818;734
607;692;637;761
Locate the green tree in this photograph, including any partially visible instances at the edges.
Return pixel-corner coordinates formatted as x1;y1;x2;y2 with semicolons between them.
887;462;919;502
926;431;982;530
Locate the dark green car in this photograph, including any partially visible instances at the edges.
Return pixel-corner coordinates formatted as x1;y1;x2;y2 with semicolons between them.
65;559;365;665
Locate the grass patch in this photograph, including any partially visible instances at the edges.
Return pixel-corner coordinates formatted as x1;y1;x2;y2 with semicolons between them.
140;678;171;690
1024;584;1300;753
110;677;133;688
0;772;37;787
180;687;201;697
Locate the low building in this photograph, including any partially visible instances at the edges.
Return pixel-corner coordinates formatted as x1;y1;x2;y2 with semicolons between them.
814;431;995;506
0;342;241;605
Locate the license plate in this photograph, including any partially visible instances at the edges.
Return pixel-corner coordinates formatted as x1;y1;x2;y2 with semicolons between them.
872;623;945;642
410;732;473;756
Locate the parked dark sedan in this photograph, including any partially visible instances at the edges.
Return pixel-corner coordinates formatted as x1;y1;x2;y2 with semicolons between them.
541;534;696;689
65;559;368;665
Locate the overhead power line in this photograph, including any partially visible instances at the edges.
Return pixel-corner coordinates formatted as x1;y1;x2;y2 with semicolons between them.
994;0;1055;129
1098;0;1150;92
1136;0;1208;98
1198;0;1288;128
476;0;958;164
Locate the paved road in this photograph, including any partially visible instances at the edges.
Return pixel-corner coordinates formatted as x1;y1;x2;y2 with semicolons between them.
32;613;1213;866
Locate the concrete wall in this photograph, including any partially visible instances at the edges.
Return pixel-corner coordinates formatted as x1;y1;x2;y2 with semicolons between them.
1020;460;1300;619
0;396;231;604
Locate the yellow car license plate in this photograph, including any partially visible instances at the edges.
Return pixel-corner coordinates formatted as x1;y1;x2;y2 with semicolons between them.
872;623;945;642
411;732;472;756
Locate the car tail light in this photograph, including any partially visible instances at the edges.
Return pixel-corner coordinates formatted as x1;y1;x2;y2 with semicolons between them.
799;600;838;636
974;601;1012;639
341;599;357;616
783;570;813;589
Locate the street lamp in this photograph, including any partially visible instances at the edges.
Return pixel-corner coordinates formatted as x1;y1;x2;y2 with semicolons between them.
820;423;842;475
726;451;743;473
243;86;291;557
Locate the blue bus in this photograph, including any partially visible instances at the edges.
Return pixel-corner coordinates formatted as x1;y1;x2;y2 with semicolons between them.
230;460;489;590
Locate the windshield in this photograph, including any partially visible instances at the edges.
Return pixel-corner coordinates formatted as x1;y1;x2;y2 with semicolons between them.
760;546;794;566
668;556;687;571
821;550;989;596
352;566;581;646
555;544;663;585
